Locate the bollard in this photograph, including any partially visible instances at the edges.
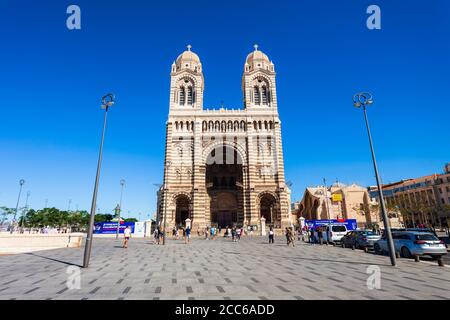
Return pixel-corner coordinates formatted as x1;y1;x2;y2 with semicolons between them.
437;258;444;267
414;255;420;262
364;247;368;253
395;251;400;259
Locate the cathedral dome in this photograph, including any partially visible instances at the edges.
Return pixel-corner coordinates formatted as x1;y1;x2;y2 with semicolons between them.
244;45;274;73
174;45;202;73
246;46;270;65
176;48;201;64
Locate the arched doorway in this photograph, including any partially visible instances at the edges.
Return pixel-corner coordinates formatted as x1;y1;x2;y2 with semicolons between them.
206;144;244;228
211;192;238;228
175;195;190;227
259;193;279;227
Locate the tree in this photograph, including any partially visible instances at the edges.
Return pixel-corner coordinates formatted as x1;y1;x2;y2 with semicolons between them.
95;214;114;223
124;218;138;223
0;207;15;224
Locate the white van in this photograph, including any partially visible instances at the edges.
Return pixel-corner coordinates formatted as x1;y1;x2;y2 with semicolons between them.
323;225;348;244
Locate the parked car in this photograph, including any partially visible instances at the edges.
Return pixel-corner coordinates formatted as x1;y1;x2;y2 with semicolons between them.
341;230;381;250
391;228;438;237
323;225;348;244
374;231;447;259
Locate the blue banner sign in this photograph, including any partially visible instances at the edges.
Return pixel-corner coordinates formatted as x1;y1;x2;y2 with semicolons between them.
305;219;358;231
94;222;135;234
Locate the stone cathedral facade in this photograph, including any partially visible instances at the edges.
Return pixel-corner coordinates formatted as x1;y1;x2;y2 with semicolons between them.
158;46;292;232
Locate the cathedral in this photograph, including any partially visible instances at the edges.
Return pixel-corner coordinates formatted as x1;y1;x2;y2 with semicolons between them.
157;45;292;232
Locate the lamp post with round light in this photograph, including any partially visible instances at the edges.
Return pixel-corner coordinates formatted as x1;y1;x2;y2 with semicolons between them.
353;92;396;266
83;93;115;268
115;179;126;239
20;191;31;232
162;161;171;245
11;179;25;234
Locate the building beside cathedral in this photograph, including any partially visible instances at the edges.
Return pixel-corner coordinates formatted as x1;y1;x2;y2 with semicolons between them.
156;45;292;232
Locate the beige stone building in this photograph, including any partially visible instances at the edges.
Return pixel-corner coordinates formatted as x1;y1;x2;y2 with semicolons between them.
295;183;383;228
157;46;291;232
369;163;450;228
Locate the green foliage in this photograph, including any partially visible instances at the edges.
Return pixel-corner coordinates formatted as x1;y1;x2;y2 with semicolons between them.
0;207;15;223
94;214;114;223
124;218;138;223
17;207;90;229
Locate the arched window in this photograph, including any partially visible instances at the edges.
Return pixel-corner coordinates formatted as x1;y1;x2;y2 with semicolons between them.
254;86;260;105
261;86;268;105
179;87;186;105
187;87;193;105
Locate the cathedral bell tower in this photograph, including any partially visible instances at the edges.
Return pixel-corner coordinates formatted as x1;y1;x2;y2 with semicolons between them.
169;45;204;113
242;44;277;110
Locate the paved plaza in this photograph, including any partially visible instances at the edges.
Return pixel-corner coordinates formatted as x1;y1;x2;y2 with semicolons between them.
0;236;449;300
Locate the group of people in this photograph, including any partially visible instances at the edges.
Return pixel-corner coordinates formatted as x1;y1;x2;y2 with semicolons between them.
267;227;296;247
153;226;192;244
201;225;245;242
117;222;450;249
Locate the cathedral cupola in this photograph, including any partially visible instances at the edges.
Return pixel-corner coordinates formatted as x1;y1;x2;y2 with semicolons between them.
169;45;204;111
174;45;202;73
244;44;274;73
242;45;277;109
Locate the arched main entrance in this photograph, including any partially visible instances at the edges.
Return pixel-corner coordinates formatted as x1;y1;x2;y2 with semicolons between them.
259;193;279;227
175;195;190;227
206;144;244;228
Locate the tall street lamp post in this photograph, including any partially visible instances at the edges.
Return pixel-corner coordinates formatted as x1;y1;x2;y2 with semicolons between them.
323;178;332;243
11;179;25;234
83;93;115;268
115;179;126;240
20;191;30;232
353;92;396;267
163;161;171;245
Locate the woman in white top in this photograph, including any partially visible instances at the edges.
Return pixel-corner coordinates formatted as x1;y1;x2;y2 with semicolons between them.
269;227;274;244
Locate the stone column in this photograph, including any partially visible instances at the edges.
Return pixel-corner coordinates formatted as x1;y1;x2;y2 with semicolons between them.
192;120;206;230
260;217;266;236
247;122;259;226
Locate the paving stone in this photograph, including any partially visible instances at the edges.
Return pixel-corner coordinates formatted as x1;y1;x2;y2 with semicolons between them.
0;237;449;300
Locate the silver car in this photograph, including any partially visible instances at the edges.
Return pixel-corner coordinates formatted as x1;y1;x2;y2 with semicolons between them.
374;231;447;259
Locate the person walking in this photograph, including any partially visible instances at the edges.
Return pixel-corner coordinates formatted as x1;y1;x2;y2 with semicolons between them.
269;227;274;244
236;227;241;242
317;227;324;245
185;226;191;244
297;227;303;241
285;228;295;247
231;227;236;242
309;228;315;244
158;227;162;244
123;226;132;248
153;228;159;244
205;227;209;240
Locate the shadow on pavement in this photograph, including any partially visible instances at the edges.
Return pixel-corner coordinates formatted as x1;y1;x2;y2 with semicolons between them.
25;252;82;268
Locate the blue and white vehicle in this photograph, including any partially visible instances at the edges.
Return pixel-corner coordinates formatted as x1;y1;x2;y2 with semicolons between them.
306;219;358;244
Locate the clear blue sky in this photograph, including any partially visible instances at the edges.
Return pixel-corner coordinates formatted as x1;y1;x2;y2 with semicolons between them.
1;0;449;218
